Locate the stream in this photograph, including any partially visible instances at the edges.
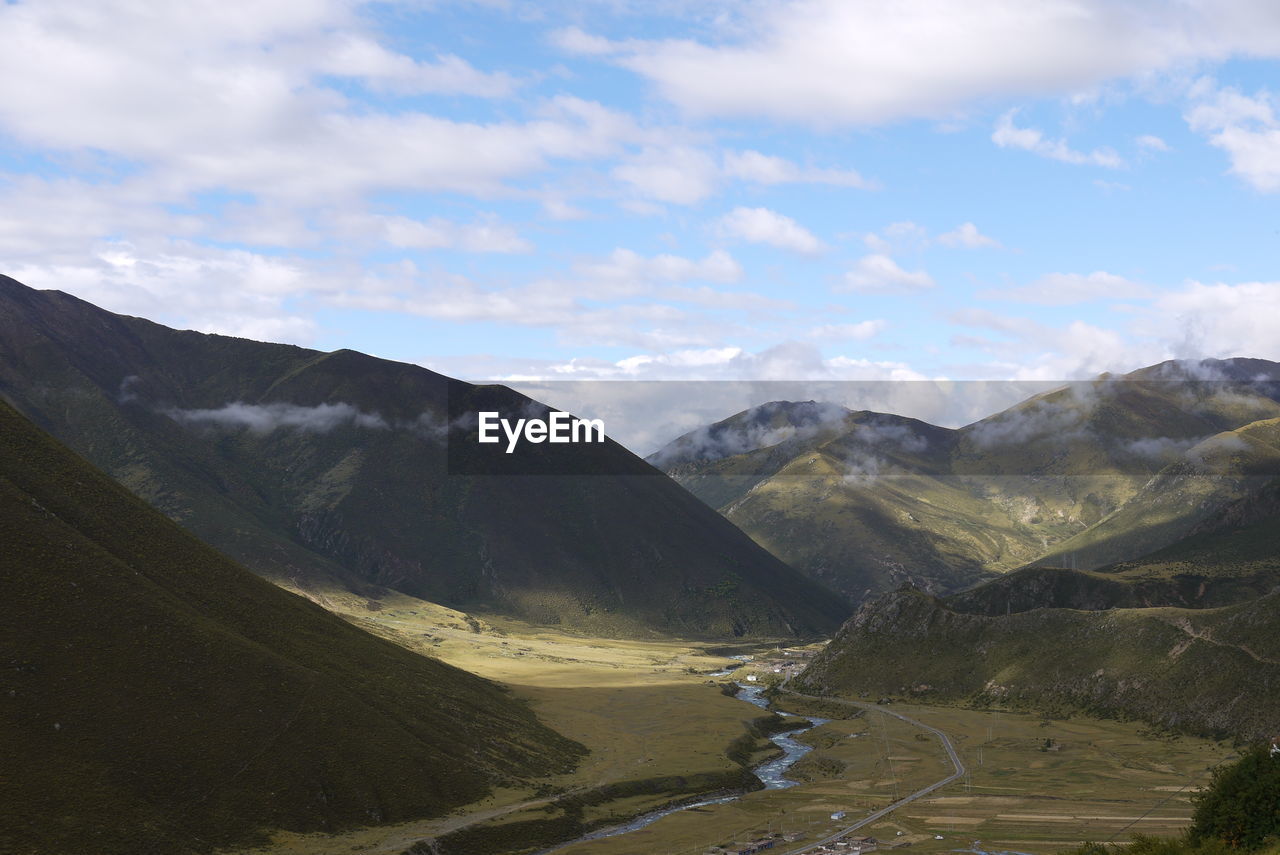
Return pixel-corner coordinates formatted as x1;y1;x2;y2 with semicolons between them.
533;682;829;853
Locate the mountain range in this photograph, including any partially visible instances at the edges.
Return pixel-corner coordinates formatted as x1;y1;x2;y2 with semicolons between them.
650;361;1280;604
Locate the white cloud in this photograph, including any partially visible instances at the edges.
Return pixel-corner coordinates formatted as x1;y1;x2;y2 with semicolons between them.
349;214;532;253
808;320;888;340
860;221;929;254
721;149;874;188
0;2;645;203
938;222;1001;249
612;145;721;204
1186;81;1280;192
992;111;1124;168
984;271;1150;304
565;1;1280;125
1135;133;1171;152
1143;279;1280;361
949;308;1155;381
578;248;743;285
318;35;517;97
839;254;934;294
715;206;825;254
5;240;322;344
167;401;389;433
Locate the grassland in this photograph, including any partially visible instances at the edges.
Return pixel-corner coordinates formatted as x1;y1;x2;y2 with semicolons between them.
219;604;1238;855
221;594;782;855
532;695;1234;855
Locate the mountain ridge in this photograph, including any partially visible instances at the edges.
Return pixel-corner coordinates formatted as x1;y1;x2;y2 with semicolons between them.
0;274;848;638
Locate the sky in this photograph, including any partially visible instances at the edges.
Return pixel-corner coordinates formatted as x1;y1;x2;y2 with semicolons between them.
3;0;1280;450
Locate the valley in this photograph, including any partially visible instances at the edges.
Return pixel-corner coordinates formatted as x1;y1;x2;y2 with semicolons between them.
217;601;1239;855
2;276;1274;855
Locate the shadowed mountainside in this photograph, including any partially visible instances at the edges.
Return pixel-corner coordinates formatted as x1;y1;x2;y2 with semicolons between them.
0;397;585;855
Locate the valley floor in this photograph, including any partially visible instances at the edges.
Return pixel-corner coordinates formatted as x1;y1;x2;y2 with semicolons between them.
221;593;1238;855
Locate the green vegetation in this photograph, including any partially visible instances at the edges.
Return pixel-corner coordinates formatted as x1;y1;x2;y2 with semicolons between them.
798;587;1280;741
0;398;584;855
0;274;847;638
1190;744;1280;849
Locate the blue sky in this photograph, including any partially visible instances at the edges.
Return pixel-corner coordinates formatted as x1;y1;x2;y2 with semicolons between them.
3;0;1280;447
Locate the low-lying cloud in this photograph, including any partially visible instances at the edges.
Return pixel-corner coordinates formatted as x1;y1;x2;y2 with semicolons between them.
165;402;389;434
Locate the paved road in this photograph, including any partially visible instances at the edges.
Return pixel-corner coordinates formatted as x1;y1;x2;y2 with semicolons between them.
778;692;966;854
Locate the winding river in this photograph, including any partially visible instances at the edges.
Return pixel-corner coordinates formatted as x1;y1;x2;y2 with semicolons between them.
533;682;829;854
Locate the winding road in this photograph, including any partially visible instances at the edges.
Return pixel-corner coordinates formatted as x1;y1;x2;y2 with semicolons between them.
778;692;967;854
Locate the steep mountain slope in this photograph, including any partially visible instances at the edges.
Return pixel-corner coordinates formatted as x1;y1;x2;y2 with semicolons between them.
650;362;1280;603
1031;416;1280;570
0;398;584;855
797;586;1280;741
946;477;1280;614
0;275;847;638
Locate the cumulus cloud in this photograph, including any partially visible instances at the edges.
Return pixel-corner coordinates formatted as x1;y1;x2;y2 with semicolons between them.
992;111;1124;168
938;222;1001;249
839;254;934;294
613;145;721;204
0;3;646;203
559;1;1280;126
715;206;825;254
1143;280;1280;360
6;240;323;344
1185;80;1280;192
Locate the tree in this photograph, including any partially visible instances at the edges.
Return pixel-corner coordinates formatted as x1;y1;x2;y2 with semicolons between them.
1189;745;1280;850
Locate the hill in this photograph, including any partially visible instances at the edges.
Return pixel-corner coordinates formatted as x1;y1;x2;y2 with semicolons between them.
0;397;585;855
796;585;1280;741
0;275;848;638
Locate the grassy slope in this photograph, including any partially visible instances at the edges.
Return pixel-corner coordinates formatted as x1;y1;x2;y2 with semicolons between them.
947;480;1280;615
0;275;847;638
798;587;1280;741
1033;418;1280;570
0;398;585;855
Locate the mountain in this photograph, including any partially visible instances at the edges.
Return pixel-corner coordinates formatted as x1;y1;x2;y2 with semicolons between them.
649;361;1280;603
0;396;585;855
797;584;1280;741
0;275;847;638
